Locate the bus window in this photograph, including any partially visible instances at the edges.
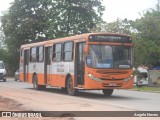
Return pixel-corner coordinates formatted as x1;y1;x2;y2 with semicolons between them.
37;46;44;62
64;42;74;61
21;49;24;63
87;45;113;68
87;45;131;69
30;47;37;62
53;43;62;62
113;46;131;68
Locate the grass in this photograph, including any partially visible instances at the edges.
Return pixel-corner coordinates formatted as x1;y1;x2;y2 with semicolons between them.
132;86;160;93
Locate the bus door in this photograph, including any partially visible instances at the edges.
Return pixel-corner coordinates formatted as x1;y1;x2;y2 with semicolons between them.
75;42;85;86
24;50;29;82
44;47;52;85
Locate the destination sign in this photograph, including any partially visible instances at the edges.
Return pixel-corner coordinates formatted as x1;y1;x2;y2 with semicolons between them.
89;35;132;43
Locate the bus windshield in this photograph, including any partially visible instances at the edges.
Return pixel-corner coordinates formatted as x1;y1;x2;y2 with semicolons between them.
86;45;132;69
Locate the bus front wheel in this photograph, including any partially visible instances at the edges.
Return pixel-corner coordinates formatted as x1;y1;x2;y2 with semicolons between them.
102;89;113;96
67;77;77;96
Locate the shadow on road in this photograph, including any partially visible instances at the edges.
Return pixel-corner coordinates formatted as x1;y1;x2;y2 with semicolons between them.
2;79;152;102
26;87;136;100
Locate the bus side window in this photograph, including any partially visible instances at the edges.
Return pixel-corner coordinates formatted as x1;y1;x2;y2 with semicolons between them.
52;43;62;62
30;47;37;62
64;42;74;61
52;45;56;61
21;49;24;63
37;46;44;62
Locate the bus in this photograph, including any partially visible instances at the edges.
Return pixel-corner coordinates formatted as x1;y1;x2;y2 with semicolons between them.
19;33;134;96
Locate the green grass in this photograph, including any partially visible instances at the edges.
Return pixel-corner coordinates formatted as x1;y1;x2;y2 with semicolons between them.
132;86;160;93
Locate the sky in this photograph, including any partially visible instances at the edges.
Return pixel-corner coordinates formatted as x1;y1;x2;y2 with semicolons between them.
103;0;157;22
0;0;158;22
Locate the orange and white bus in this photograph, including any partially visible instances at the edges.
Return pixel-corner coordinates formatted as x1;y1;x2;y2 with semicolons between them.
19;33;134;96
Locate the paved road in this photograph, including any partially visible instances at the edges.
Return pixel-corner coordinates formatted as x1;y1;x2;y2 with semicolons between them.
0;78;160;111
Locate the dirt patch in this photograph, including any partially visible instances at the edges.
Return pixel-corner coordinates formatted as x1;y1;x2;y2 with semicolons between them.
0;96;74;120
0;96;23;111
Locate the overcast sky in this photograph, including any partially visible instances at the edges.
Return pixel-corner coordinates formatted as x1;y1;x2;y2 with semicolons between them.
103;0;157;22
0;0;158;22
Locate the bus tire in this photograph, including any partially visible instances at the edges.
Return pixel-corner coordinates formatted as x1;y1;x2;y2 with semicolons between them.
67;77;77;96
33;75;46;90
102;89;113;96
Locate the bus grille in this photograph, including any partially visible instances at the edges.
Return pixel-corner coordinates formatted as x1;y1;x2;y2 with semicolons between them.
100;78;124;81
96;70;128;75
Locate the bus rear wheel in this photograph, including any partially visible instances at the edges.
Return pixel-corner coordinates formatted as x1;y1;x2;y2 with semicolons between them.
67;77;77;96
102;89;113;96
33;75;46;90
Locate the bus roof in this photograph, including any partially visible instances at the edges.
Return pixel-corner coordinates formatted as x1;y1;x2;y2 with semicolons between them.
21;32;131;48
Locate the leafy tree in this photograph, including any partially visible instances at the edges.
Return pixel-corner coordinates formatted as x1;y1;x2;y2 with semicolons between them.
132;6;160;66
45;0;105;39
1;0;105;75
92;3;160;67
1;0;49;74
92;18;133;35
0;27;5;48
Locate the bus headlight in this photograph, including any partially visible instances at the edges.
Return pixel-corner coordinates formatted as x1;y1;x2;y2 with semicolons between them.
123;75;133;82
88;73;102;82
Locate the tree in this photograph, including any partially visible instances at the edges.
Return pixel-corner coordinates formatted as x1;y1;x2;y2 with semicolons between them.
1;0;105;75
132;6;160;66
45;0;105;39
0;27;5;48
1;0;49;74
91;8;160;67
92;18;133;35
